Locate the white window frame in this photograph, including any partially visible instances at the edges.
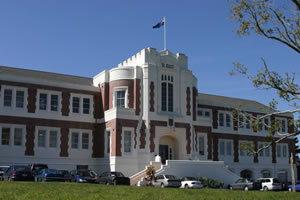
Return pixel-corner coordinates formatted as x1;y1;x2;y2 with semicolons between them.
239;141;253;157
275;117;288;133
218;111;232;129
113;87;128;109
219;139;233;157
1;85;28;111
70;93;93;115
160;73;174;113
0;124;26;147
122;127;134;155
35;127;60;149
36;89;61;113
197;133;207;156
258;142;271;157
276;143;288;158
69;129;92;151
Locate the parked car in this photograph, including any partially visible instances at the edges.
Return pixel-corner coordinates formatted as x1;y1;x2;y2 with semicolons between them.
152;174;181;188
256;178;282;191
0;166;9;181
59;170;72;182
70;170;98;183
3;165;34;181
228;178;260;191
180;176;203;189
288;181;300;192
35;169;66;182
30;163;48;176
96;171;130;185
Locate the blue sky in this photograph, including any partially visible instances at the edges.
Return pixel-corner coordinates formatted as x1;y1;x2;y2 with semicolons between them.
0;1;298;125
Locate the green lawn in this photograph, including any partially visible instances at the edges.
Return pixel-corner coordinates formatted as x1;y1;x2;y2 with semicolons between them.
0;182;298;200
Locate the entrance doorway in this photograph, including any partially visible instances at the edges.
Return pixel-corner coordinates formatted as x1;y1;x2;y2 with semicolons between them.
159;145;168;164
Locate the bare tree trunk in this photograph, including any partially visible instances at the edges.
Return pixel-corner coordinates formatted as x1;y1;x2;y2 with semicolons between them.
290;153;296;192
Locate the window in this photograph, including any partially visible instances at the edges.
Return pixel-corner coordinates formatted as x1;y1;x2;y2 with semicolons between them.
83;98;90;114
50;95;58;111
198;136;205;155
264;118;269;131
246;116;251;129
197;110;203;116
161;74;173;112
259;144;264;157
39;93;47;110
240;142;252;156
116;90;126;108
282;145;287;157
82;133;89;149
227;141;232;155
277;145;281;157
14;128;23;146
281;120;286;133
71;132;79;149
49;131;58;148
197;109;210;118
220;141;225;156
72;97;80;113
226;114;231;127
124;131;132;153
219;113;224;127
239;115;244;128
4;89;12;107
106;130;110;154
1;128;10;145
205;111;210;117
277;143;288;158
16;91;24;108
38;130;46;147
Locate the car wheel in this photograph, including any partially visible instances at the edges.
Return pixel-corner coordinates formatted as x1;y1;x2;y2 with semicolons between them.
185;184;189;189
244;186;249;191
288;188;292;192
161;183;165;188
263;186;268;191
229;186;233;190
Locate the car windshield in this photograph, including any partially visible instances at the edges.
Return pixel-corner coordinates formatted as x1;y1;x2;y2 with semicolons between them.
111;172;124;177
273;178;280;183
15;166;31;172
165;175;176;179
78;171;92;177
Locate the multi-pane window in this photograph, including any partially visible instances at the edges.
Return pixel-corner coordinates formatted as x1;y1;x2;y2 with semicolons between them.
219;113;224;127
1;128;10;145
198;136;205;155
277;143;288;158
82;133;89;149
281;120;286;133
16;91;24;108
197;109;210;118
39;93;47;110
264;118;269;131
124;131;131;153
4;89;12;107
277;145;282;157
227;141;232;155
72;97;80;113
258;143;271;157
239;115;244;128
71;132;79;149
116;90;126;108
219;140;232;156
50;95;58;111
246;116;251;129
240;142;252;156
161;74;174;112
49;131;58;148
83;98;90;114
220;141;225;156
14;128;23;146
38;130;46;147
226;114;231;127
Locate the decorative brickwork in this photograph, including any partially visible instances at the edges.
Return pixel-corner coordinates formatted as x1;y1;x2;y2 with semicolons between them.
92;124;104;158
100;82;110;111
61;91;70;116
27;87;37;113
25;124;35;156
186;87;191;116
60;127;69;157
253;139;258;163
234;137;239;163
149;82;155;112
109;80;134;109
134;79;141;115
212;136;219;161
139;121;146;149
175;122;191;154
272;143;277;163
212;109;218;129
93;93;103;119
192;87;197;121
194;126;212;160
233;110;238;131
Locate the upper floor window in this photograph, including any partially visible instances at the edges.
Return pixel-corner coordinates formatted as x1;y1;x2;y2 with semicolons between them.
218;112;231;128
82;133;89;149
1;86;27;109
71;94;92;115
116;90;126;108
37;90;61;113
258;143;271;157
50;95;59;111
198;136;205;156
239;115;244;128
36;128;60;149
277;143;288;158
124;130;132;153
39;93;47;110
276;119;287;133
161;74;174;112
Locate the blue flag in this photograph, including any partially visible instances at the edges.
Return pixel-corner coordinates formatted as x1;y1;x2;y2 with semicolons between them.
153;18;165;29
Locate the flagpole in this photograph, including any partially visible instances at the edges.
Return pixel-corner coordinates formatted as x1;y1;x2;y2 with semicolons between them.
164;16;167;50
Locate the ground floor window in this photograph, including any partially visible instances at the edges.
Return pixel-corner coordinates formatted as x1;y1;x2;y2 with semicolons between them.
261;169;271;178
240;169;252;179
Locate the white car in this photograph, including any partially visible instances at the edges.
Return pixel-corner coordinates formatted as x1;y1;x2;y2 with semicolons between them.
180;177;203;189
256;178;282;191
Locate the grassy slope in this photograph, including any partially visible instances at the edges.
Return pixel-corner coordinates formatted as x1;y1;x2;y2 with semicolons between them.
0;182;298;200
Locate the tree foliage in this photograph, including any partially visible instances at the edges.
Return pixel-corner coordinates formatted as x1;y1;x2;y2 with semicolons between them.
228;0;300;155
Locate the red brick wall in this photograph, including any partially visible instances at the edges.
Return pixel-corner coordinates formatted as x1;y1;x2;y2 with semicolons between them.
25;124;35;156
175;122;191;154
109;80;134;109
186;87;191;116
60;128;69;157
149;120;168;152
149;82;155;112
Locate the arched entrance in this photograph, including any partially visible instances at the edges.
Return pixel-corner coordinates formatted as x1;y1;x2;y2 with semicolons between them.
240;169;253;180
159;135;178;164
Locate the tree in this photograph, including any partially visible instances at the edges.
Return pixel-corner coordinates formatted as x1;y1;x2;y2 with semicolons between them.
228;0;300;191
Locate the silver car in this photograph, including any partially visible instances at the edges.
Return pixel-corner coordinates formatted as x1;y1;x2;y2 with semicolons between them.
153;174;181;188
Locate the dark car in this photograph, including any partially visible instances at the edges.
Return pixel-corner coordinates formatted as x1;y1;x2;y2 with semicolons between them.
3;165;34;181
0;166;9;181
229;178;260;191
35;169;66;182
96;171;130;185
288;181;300;192
59;170;72;182
30;163;48;176
70;170;98;183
